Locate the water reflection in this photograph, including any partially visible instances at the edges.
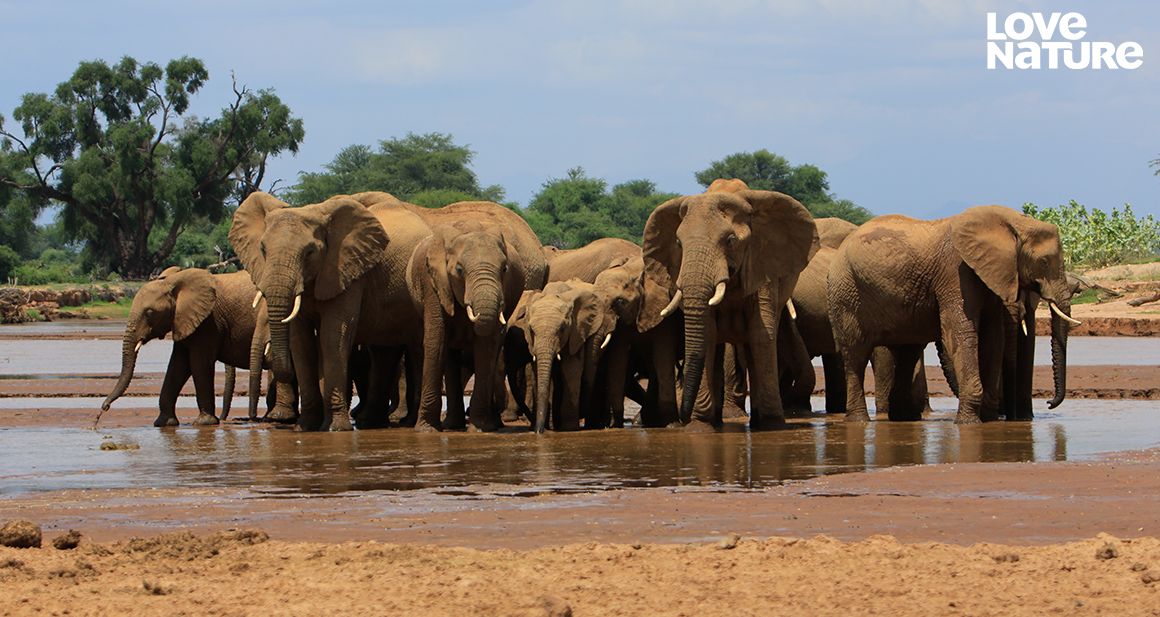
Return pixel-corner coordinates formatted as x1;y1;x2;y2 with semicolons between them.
1;401;1154;497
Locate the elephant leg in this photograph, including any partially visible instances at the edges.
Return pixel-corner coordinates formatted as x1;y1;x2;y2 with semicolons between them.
468;339;503;432
886;345;924;422
395;346;421;427
778;319;814;417
221;365;235;422
870;347;894;419
416;309;446;432
318;314;357;432
604;342;630;428
940;311;984;424
347;346;370;423
839;342;873;422
911;353;933;418
978;308;1005;423
443;352;467;431
649;330;680;427
556;354;583;431
155;350;191;427
356;347;400;429
270;374;298;422
746;300;788;430
1014;298;1036;420
821;353;847;414
188;346;220;426
722;343;748;418
291;320;324;432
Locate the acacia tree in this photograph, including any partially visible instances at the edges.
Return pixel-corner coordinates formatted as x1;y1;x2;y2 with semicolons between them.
695;149;872;224
524;167;677;248
0;56;304;278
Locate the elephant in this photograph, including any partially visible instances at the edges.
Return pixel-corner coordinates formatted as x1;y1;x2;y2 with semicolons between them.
245;299;297;422
590;255;680;428
508;280;608;432
639;180;818;431
101;268;257;427
828;205;1077;424
406;202;548;432
230;192;431;432
542;237;641;283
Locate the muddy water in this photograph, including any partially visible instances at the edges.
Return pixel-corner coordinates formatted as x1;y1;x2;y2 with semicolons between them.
2;400;1157;497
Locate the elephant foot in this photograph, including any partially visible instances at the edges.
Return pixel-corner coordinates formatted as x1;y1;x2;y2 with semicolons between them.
354;414;392;430
844;411;871;423
500;408;521;424
153;415;179;428
750;415;787;431
192;413;220;426
782;402;813;418
327;414;354;432
684;419;719;433
414;420;442;433
296;413;324;432
954;412;982;425
265;405;298;424
721;403;748;419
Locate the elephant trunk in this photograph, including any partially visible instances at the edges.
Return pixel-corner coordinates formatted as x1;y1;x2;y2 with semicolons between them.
678;288;717;424
1047;298;1070;409
262;266;303;383
102;326;142;411
465;267;503;337
532;339;558;433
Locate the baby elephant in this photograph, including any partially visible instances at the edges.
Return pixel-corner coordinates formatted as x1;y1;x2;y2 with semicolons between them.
509;280;610;433
102;267;259;427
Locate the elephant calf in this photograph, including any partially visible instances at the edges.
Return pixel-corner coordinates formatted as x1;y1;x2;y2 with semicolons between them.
102;268;263;427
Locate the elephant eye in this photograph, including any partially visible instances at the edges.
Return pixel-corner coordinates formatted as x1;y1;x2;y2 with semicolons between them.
260;244;266;257
455;264;464;276
675;239;682;249
726;233;738;246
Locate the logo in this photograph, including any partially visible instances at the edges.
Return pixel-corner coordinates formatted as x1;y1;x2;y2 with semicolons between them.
986;12;1143;70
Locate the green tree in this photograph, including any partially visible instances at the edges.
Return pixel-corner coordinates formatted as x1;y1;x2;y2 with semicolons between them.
524;168;676;248
0;56;304;278
288;132;505;206
694;150;872;224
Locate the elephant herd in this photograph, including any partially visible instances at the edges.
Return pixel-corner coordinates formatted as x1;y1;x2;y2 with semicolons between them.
100;179;1079;432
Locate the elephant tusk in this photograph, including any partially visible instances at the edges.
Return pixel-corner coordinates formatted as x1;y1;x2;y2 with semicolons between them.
707;281;727;307
499;311;507;326
134;340;143;353
264;342;271;356
1021;320;1028;336
532;354;537;363
252;290;263;309
466;304;479;323
659;289;683;318
281;294;302;324
1050;302;1082;326
600;332;612;350
556;353;562;361
786;298;798;320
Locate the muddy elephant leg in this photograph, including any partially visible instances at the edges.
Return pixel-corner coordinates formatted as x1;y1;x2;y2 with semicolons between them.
555;354;583;431
978;309;1005;423
221;366;235;421
318;314;357;432
467;338;503;432
443;352;467;430
1014;297;1036;420
188;345;221;426
649;326;680;427
394;346;421;427
940;311;984;424
885;345;924;422
722;343;748;418
416;307;446;432
270;375;297;422
911;354;933;418
746;295;788;430
604;340;631;428
839;342;873;422
821;353;847;414
155;350;191;427
870;347;894;420
291;320;324;432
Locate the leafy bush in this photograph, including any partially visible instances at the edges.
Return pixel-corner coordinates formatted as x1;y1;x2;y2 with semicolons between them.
0;245;20;281
1022;201;1160;269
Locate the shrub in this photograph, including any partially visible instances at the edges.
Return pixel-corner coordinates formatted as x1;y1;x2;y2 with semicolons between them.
1022;201;1160;269
0;245;20;281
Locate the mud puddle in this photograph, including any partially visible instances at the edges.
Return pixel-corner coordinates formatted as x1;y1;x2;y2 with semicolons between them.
2;399;1157;497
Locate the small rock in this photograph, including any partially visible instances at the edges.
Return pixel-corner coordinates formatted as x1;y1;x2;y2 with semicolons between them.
630;543;642;550
1131;562;1148;572
717;533;741;550
142;580;170;596
1142;571;1160;585
0;520;42;549
1096;543;1119;560
541;596;572;617
993;553;1020;563
52;530;82;550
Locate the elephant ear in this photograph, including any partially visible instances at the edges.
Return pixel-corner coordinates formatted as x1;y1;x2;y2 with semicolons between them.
314;198;391;301
952;206;1018;306
229;192;288;284
424;229;456;316
638;196;685;331
569;289;601;356
157;266;182;280
738;190;819;296
170;269;217;342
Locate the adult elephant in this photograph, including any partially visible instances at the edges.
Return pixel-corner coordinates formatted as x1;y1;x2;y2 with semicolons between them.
101;268;263;427
639;184;817;430
230;192;430;431
542;238;641;282
407;203;548;432
828;205;1077;424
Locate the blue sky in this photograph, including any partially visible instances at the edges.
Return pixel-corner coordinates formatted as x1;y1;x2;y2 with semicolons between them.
2;0;1157;217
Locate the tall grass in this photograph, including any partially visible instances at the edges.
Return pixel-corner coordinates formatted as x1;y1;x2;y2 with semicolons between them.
1023;201;1160;269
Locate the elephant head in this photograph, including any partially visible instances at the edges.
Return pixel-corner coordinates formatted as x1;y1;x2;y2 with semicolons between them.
640;188;817;424
510;281;604;433
815;217;859;250
421;223;523;337
952;205;1076;408
102;268;216;411
229;192;390;381
593;256;646;332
